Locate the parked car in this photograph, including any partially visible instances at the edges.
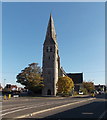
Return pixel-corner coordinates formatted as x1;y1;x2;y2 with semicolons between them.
98;91;102;95
101;91;105;94
95;90;99;95
13;94;19;97
79;90;83;95
11;91;20;97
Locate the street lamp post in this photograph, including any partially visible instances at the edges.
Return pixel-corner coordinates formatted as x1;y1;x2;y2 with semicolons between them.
4;79;6;88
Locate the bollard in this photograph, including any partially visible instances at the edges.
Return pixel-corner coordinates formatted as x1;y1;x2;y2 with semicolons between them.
4;95;7;100
8;94;11;99
92;93;95;97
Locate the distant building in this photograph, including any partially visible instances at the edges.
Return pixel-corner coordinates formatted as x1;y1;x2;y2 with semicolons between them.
67;73;83;91
18;87;24;92
5;84;18;91
95;84;107;92
67;73;83;84
11;85;18;91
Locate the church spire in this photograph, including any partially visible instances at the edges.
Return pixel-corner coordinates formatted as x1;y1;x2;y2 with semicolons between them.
44;14;57;44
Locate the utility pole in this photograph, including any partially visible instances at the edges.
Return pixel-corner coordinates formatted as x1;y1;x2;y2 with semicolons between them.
4;79;6;88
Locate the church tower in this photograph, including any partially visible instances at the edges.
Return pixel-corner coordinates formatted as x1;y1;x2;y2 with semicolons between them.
42;14;59;96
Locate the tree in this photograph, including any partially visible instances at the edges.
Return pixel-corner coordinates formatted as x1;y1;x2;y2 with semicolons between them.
56;76;74;96
16;63;44;94
82;81;95;93
80;88;88;95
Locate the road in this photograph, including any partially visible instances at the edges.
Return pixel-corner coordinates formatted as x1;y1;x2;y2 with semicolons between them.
1;93;107;120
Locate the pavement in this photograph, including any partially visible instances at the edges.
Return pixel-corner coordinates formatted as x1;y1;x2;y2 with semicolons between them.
1;94;107;120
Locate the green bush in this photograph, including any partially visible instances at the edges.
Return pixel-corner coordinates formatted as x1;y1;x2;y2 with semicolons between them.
80;88;88;95
73;91;78;95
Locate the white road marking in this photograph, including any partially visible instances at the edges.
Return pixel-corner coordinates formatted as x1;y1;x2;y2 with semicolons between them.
98;110;107;120
2;102;61;116
2;105;42;116
82;112;94;115
2;100;77;114
2;103;51;116
16;98;96;118
1;106;26;112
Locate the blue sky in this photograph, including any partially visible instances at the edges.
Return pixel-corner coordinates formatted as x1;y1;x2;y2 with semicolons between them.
2;2;105;87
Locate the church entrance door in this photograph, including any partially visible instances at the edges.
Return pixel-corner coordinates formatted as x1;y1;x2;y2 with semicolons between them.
47;89;51;95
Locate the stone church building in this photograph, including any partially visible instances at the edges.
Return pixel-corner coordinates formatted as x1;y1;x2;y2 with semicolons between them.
42;14;65;96
42;14;83;96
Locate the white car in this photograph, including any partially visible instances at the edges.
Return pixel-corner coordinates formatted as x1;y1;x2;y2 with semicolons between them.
13;94;19;97
13;94;19;98
79;91;83;95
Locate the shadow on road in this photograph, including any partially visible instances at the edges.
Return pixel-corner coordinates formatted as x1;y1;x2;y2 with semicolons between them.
96;94;107;99
43;99;107;120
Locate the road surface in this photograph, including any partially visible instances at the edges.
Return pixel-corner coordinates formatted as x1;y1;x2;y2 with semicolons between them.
1;93;107;120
